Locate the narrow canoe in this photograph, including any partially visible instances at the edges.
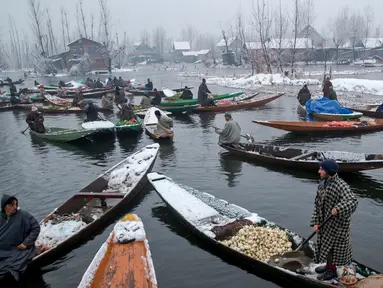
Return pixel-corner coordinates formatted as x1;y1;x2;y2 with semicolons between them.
344;105;383;119
82;120;115;131
78;214;157;288
135;109;172;119
159;104;199;114
115;117;143;134
29;144;159;268
144;107;174;140
41;106;113;114
220;143;383;172
158;91;246;107
147;172;380;288
0;79;24;86
253;120;383;134
30;127;99;142
127;86;194;97
298;103;363;121
194;93;283;113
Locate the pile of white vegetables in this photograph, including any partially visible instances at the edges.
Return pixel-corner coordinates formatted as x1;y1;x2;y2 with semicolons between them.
219;225;293;262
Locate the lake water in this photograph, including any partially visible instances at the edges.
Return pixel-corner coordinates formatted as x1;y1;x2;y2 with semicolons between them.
1;65;383;288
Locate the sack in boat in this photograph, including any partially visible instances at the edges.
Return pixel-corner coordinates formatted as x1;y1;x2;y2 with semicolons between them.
354;274;383;288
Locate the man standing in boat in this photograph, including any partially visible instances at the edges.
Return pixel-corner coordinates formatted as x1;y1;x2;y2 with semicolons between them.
198;78;214;106
215;113;241;147
181;86;193;100
297;84;311;106
0;195;40;283
311;159;358;281
322;77;333;98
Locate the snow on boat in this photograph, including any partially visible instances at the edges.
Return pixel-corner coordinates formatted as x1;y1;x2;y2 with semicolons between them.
147;172;381;288
194;93;283;113
253;120;383;135
220;143;383;173
30;144;159;268
78;214;157;288
30;128;98;143
144;107;174;140
82;120;115;132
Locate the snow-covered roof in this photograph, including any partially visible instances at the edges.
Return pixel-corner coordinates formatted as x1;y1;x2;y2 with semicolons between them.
173;42;191;50
67;37;101;47
361;38;383;49
245;42;263;50
245;38;314;50
182;50;211;57
216;37;238;47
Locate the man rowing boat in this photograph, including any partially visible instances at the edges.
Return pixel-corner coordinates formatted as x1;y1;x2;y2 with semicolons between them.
311;159;358;281
26;106;45;133
0;195;40;282
215;113;241;147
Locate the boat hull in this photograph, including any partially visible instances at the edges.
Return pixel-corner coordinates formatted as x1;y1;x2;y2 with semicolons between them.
30;144;160;267
298;103;362;121
158;92;245;107
30;128;98;142
194;93;282;112
220;144;383;172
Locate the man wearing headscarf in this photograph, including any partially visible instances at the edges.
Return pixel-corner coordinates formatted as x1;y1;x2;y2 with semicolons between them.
155;109;173;137
198;78;214;106
311;159;358;281
215;113;241;147
181;86;193;100
0;195;40;282
26;106;45;133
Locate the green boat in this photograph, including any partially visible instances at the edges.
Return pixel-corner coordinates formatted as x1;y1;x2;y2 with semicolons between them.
160;104;199;114
159;91;245;107
115;117;143;134
30;127;97;142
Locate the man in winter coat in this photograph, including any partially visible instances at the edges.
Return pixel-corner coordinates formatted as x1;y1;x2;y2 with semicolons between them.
311;159;358;281
297;84;311;105
26;106;45;133
215;112;241;147
151;89;162;106
181;86;193;100
198;78;214;106
155;110;173;137
322;77;333;98
0;195;40;282
140;92;151;109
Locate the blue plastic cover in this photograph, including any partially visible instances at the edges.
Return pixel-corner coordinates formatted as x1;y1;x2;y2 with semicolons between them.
305;97;353;115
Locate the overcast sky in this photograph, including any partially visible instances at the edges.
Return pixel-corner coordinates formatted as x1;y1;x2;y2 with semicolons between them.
1;0;383;49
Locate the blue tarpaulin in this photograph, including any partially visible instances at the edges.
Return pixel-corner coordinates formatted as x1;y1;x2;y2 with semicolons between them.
305;97;353;115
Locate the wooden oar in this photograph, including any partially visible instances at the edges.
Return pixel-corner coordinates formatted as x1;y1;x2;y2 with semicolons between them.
21;111;43;134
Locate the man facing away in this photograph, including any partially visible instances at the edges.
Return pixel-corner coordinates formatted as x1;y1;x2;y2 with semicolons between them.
0;195;40;283
198;78;214;106
215;112;241;147
311;159;358;281
155;110;173;137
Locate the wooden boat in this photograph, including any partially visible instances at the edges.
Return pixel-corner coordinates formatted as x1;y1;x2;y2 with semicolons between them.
78;214;157;288
220;143;383;172
194;93;283;113
298;103;363;121
135;109;172;119
41;106;113;114
158;91;246;107
30;127;99;143
115;117;143;134
147;172;380;288
253;120;383;134
144;107;174;140
82;120;115;134
0;79;24;86
29;144;159;267
344;104;383;119
127;86;194;97
158;104;199;114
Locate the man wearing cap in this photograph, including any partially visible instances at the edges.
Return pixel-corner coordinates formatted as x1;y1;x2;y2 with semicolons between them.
215;113;241;147
26;106;45;133
311;159;358;281
0;195;40;282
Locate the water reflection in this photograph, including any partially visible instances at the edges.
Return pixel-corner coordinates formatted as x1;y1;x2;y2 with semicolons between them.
158;141;176;166
30;134;50;153
219;152;243;187
117;132;142;154
172;114;196;126
199;113;216;130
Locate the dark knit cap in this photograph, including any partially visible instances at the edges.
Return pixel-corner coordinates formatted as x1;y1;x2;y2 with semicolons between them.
320;159;339;176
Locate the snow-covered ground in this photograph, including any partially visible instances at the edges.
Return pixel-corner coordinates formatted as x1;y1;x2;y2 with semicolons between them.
206;74;320;90
332;78;383;96
304;69;382;77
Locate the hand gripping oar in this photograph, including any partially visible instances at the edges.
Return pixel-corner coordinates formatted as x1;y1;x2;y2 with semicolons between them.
21;110;43;134
213;126;254;144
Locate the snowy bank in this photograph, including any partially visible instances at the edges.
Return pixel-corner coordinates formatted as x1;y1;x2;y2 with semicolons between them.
304;69;382;77
332;78;383;96
207;74;320;89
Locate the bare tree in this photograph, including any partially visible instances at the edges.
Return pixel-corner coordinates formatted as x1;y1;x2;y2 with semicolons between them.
181;25;197;50
349;12;364;61
331;7;349;61
274;0;289;72
302;0;315;63
8;16;22;68
99;0;113;72
79;0;88;38
90;14;95;40
140;30;150;45
28;0;46;57
64;10;71;44
153;26;166;56
76;4;83;38
60;8;66;49
46;9;58;55
250;0;273;73
375;26;381;38
362;6;374;59
290;0;304;75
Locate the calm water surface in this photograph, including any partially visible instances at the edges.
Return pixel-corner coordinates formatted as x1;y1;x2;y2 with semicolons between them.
1;67;383;288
